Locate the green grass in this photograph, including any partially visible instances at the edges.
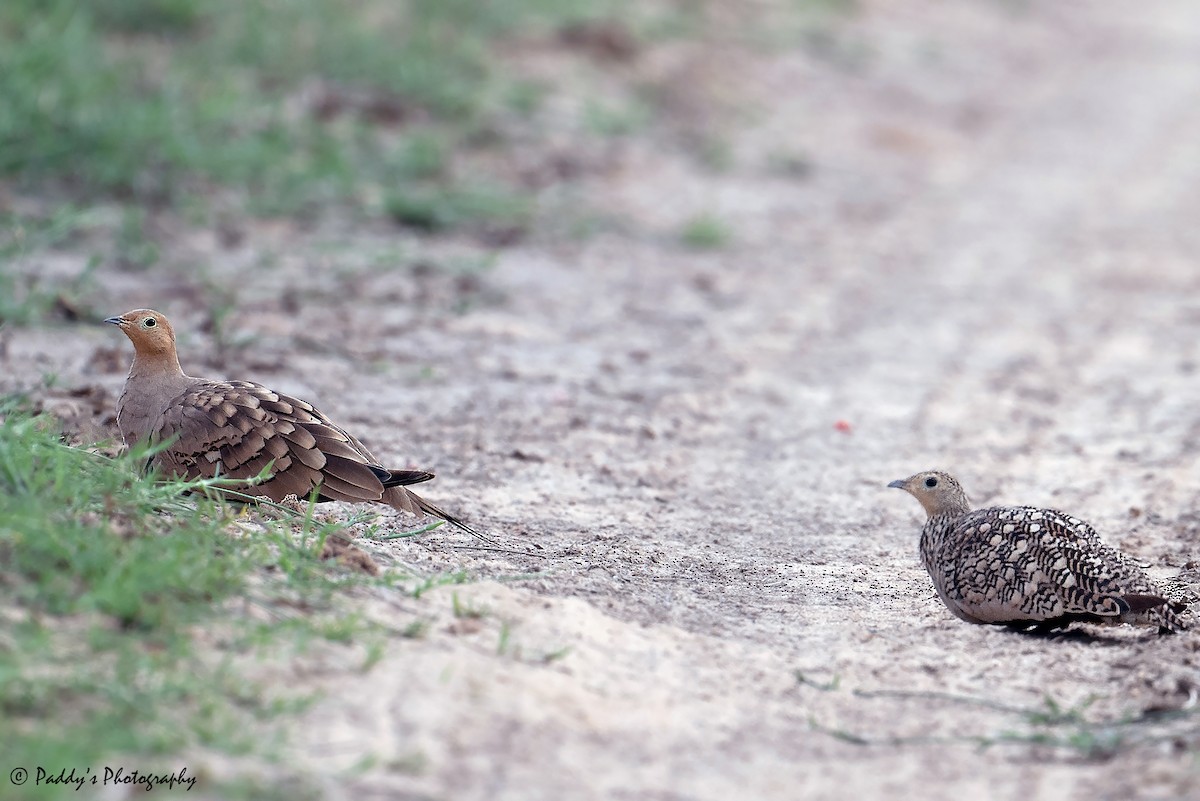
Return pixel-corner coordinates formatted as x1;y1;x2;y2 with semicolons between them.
451;591;488;620
385;184;532;235
0;0;634;220
0;0;668;329
680;213;732;250
0;404;395;799
583;97;653;137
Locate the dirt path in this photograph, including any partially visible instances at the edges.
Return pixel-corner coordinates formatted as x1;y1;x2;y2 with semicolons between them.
276;4;1200;798
8;1;1200;798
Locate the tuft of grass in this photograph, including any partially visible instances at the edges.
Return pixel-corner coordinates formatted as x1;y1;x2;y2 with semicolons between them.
0;403;389;796
679;213;731;250
409;570;471;600
88;0;206;35
496;620;514;655
540;646;572;664
451;591;488;620
401;619;430;639
114;208;160;271
794;670;841;691
504;80;550;117
583;97;653;137
385;184;532;235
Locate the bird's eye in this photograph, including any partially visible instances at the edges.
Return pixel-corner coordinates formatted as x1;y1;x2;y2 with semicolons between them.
143;318;156;328
924;476;938;488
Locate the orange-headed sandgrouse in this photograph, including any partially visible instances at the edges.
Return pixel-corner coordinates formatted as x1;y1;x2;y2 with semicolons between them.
888;470;1189;633
107;308;473;534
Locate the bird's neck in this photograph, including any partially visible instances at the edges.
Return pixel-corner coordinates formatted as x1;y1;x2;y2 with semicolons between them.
127;351;197;404
129;349;187;381
920;496;972;519
925;510;966;530
919;512;965;566
116;350;197;449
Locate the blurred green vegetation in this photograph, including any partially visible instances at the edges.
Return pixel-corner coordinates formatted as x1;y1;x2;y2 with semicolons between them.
0;0;627;218
680;212;730;249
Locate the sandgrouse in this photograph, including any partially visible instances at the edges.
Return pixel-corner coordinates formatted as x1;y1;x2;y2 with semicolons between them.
888;470;1189;633
107;309;473;534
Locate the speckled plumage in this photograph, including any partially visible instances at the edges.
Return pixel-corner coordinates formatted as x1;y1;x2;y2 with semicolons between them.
888;471;1191;633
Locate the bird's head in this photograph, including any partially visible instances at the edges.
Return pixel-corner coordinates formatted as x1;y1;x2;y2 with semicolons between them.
105;309;177;357
887;470;972;518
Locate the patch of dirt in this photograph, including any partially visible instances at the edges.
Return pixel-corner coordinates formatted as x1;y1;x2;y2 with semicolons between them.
4;1;1200;798
319;530;381;576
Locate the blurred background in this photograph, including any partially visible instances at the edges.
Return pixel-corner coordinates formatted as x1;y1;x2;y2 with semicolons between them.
0;0;904;331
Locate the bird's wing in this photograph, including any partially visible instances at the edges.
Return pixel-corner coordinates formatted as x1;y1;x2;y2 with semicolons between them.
952;506;1165;621
149;380;389;503
1026;507;1166;614
940;507;1163;624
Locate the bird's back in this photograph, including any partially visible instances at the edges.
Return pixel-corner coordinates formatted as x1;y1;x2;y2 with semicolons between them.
923;505;1188;631
150;379;393;502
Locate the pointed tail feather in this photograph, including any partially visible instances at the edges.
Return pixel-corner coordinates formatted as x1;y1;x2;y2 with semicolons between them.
1150;599;1193;634
382;485;480;537
366;464;435;487
1119;593;1168;614
413;496;479;537
384;469;436;487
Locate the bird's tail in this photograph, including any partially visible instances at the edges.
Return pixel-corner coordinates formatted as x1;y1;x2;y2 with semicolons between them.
1146;601;1193;634
1147;573;1199;634
383;485;481;538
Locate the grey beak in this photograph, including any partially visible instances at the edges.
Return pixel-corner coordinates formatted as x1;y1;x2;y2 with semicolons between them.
104;316;123;326
887;479;907;489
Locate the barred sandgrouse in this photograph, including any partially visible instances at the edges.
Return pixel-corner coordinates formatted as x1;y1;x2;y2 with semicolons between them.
888;470;1190;633
107;308;475;534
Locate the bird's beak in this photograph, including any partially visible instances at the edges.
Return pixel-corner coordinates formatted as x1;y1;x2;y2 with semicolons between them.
887;479;907;489
104;316;125;326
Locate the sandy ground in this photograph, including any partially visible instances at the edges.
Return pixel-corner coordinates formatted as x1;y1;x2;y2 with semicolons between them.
4;1;1200;798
